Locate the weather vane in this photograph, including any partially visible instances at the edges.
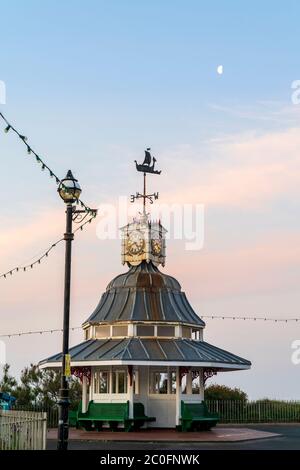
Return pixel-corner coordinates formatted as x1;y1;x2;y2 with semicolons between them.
131;148;161;213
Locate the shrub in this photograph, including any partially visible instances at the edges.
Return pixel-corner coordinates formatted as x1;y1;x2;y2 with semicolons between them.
205;384;248;401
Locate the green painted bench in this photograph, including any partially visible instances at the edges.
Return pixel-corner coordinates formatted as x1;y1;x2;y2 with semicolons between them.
130;402;156;430
76;401;156;431
68;409;78;427
181;401;219;432
77;401;130;431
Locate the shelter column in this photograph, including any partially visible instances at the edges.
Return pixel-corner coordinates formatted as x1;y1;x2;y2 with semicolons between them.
175;366;181;427
199;368;204;401
187;369;192;395
167;367;171;395
82;375;88;413
128;365;134;419
109;367;113;394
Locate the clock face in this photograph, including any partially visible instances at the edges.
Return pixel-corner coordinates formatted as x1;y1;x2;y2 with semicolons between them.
127;230;145;256
151;235;162;256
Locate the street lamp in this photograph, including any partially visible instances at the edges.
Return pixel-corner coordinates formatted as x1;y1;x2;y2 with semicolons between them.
57;170;81;451
58;170;82;204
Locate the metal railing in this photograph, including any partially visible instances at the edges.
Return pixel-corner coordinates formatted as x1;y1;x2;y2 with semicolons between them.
0;410;47;450
206;400;300;423
7;400;300;433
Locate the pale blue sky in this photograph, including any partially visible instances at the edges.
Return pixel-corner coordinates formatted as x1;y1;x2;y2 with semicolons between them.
1;0;300;206
1;1;300;398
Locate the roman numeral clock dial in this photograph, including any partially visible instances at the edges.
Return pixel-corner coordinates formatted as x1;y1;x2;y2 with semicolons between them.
127;230;145;255
151;234;162;256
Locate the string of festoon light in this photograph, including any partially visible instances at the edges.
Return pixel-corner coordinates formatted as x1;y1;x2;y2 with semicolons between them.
201;315;300;322
0;213;97;280
0;316;299;339
0;111;98;279
0;327;81;339
0;111;96;215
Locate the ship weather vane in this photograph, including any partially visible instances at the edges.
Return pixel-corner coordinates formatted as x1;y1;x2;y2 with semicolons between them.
131;148;161;212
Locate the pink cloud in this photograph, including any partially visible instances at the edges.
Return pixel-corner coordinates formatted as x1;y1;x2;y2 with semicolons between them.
167;231;300;299
0;209;65;269
159;128;300;209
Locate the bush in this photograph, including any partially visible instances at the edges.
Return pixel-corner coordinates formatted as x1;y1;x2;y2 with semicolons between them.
205;384;248;401
0;363;81;409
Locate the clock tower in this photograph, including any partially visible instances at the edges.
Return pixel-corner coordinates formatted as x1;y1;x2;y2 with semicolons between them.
121;149;167;267
40;149;251;431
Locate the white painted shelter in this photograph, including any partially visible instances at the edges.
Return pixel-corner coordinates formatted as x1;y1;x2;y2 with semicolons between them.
40;158;251;428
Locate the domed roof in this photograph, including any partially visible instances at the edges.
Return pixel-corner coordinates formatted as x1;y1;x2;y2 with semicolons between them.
85;261;205;326
107;261;181;290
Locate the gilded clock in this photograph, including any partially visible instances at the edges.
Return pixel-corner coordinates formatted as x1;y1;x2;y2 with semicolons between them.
127;230;145;256
151;234;162;256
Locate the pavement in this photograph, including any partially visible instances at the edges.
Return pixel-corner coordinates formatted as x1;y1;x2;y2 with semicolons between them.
47;425;279;443
47;424;300;450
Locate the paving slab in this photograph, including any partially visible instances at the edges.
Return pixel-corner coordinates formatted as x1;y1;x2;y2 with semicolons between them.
47;427;280;442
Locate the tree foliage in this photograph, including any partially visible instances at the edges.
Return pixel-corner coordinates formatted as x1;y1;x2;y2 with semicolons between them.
205;383;248;401
0;363;81;409
0;364;17;393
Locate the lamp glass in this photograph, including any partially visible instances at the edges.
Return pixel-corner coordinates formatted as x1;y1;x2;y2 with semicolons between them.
58;173;82;203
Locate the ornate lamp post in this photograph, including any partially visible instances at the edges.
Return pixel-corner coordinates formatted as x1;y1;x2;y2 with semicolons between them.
57;170;82;451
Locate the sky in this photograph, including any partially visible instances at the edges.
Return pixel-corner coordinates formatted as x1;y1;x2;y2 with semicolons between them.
1;0;300;399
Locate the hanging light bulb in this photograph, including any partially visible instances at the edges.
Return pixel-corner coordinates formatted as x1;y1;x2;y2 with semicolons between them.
4;125;11;133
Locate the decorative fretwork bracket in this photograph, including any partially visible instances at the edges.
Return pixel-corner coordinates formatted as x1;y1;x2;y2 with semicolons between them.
72;207;97;224
203;369;217;384
71;366;92;385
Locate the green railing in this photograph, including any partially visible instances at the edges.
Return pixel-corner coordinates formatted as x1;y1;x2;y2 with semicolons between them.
206;400;300;423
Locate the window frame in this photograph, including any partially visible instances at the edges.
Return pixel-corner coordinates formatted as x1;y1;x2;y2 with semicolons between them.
94;370;110;394
136;324;155;337
181;326;192;339
157;325;175;337
112;325;128;337
95;325;111;339
112;369;128;394
149;370;169;395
